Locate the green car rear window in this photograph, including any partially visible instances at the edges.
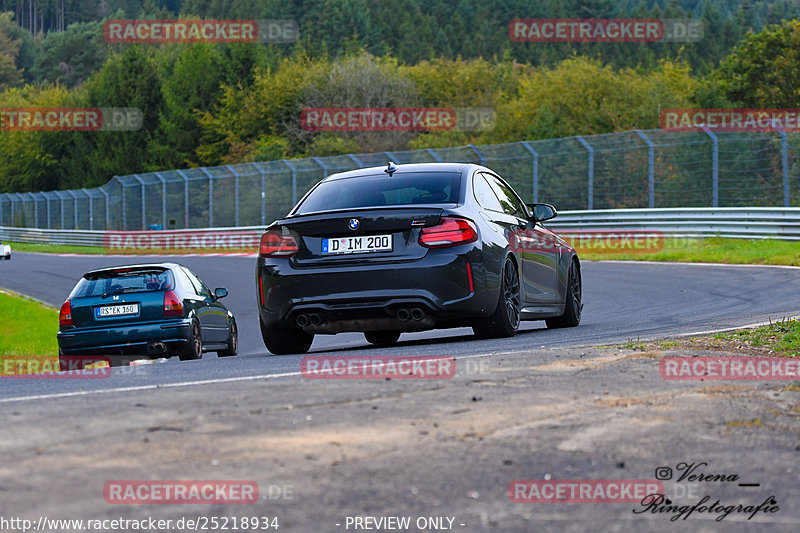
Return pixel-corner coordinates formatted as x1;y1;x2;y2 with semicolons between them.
70;269;174;298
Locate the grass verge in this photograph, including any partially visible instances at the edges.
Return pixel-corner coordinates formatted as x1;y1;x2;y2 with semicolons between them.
6;236;800;264
579;236;800;265
3;241;107;255
607;317;800;357
0;289;59;375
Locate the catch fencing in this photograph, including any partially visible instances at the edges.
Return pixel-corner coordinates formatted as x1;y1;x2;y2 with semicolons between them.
2;129;800;230
4;208;800;248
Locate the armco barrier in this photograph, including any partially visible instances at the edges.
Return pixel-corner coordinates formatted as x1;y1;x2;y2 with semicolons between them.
3;208;800;248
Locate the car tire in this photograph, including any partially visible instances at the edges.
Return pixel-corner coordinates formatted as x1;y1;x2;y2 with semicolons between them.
260;319;314;355
218;319;238;357
179;320;203;361
473;257;521;339
364;330;401;345
546;260;582;329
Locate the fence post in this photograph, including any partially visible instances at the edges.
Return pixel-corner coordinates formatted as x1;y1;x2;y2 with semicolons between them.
772;121;790;207
56;191;64;229
250;163;266;226
426;148;442;162
120;181;126;230
0;194;4;226
521;141;539;203
348;154;362;168
225;166;240;227
176;171;189;229
200;168;214;228
312;157;328;179
81;189;93;230
468;144;486;165
701;125;719;207
154;172;167;229
64;190;78;229
98;187;110;230
576;136;594;210
10;194;14;226
132;175;147;229
44;192;51;229
634;130;655;208
30;192;38;228
282;160;297;207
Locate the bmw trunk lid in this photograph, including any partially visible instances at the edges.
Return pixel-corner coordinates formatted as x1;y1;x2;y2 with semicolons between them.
277;207;444;266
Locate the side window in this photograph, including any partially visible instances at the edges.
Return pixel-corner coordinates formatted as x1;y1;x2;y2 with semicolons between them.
484;173;527;219
181;267;210;297
472;173;504;212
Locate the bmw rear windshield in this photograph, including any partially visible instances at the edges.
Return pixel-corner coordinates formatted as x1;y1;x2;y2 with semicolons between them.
294;172;462;215
69;268;174;298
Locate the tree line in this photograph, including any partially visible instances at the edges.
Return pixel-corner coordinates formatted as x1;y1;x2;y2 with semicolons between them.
0;2;799;193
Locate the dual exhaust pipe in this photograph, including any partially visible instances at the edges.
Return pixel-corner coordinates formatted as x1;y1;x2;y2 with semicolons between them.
296;313;322;327
295;307;427;327
147;341;167;355
396;307;426;322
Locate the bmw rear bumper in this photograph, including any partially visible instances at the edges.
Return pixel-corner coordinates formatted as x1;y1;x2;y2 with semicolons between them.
256;248;498;332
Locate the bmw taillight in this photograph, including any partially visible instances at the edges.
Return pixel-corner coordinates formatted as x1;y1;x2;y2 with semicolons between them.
163;290;184;317
259;229;299;257
419;217;478;248
59;300;72;327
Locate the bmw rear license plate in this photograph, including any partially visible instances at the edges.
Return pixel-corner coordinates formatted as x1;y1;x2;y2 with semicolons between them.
322;235;392;254
96;304;139;318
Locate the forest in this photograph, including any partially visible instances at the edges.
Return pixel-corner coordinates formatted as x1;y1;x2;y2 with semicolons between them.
0;0;799;193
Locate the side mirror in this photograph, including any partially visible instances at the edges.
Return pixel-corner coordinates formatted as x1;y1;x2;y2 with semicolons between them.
213;288;228;300
526;203;557;223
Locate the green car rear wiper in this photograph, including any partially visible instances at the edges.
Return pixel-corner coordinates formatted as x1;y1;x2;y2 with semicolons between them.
101;287;127;299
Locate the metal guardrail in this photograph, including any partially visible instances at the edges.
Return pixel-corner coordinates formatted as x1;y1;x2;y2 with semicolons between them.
546;207;800;240
3;208;800;247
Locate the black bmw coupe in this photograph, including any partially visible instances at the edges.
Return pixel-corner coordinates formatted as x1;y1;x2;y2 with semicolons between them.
256;162;582;354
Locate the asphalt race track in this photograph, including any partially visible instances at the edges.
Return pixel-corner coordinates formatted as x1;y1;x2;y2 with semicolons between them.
1;252;800;400
2;253;800;532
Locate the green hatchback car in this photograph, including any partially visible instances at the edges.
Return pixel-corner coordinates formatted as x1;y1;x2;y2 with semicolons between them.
57;263;237;365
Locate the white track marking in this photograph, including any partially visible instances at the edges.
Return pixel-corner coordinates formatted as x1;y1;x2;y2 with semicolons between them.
0;354;496;404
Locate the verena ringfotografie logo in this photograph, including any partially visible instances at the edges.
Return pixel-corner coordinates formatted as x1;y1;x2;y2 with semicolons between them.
509;19;702;42
103;19;298;43
511;229;664;255
104;230;261;254
300;107;495;132
104;481;258;504
660;356;800;380
509;479;664;503
1;355;111;378
300;356;456;379
661;108;800;132
0;108;142;132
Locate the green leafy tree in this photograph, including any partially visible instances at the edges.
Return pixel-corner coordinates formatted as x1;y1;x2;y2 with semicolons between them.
31;20;108;87
711;19;800;107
